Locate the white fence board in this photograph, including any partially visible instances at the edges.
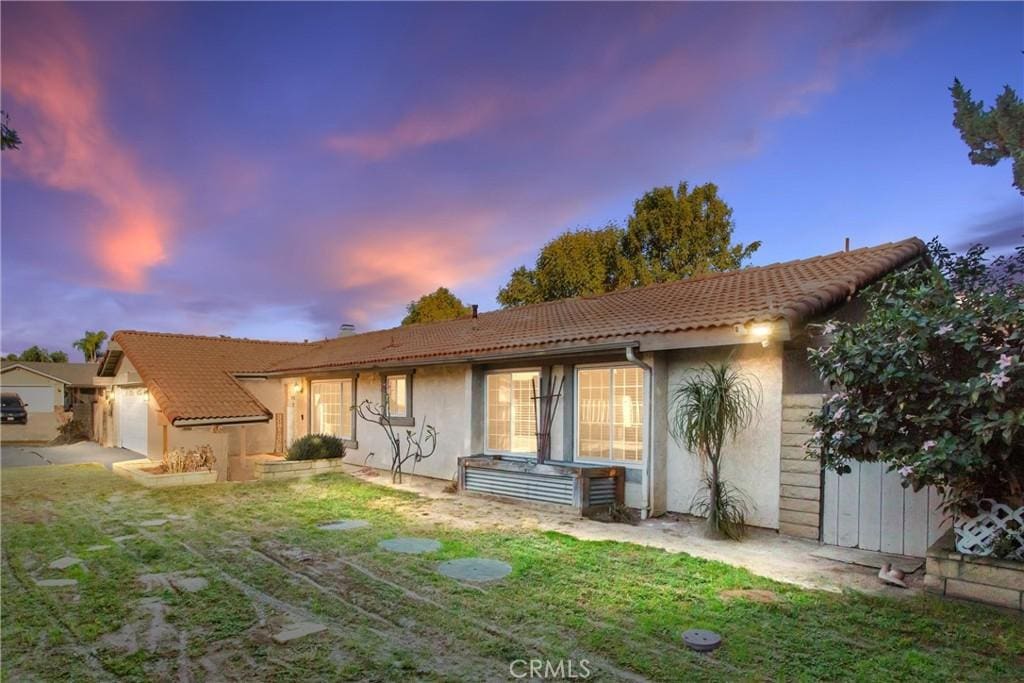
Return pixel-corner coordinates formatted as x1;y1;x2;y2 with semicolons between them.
822;460;949;558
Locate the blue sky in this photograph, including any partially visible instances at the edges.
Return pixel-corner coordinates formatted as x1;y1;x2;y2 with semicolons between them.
1;2;1021;357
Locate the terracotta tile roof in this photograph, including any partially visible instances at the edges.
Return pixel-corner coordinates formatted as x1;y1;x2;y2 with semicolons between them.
266;237;926;373
109;332;309;424
1;361;100;386
110;237;925;423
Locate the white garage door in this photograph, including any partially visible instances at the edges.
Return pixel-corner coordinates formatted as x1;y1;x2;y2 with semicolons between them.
822;461;949;557
118;388;149;456
3;386;56;413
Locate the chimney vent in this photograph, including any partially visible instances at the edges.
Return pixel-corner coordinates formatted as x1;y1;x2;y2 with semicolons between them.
471;304;478;319
844;237;850;252
339;323;356;337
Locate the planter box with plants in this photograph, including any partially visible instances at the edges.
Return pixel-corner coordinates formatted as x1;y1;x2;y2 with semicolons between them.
113;445;218;488
254;433;347;481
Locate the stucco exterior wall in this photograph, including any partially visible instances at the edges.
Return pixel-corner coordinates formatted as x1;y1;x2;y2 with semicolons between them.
665;343;784;529
228;379;285;456
345;365;473;482
167;425;231;480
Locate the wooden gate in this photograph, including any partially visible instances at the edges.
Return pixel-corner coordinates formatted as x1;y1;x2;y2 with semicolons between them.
822;460;949;558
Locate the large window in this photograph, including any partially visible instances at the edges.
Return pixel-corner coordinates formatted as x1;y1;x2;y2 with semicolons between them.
311;379;354;439
576;366;644;463
485;370;539;454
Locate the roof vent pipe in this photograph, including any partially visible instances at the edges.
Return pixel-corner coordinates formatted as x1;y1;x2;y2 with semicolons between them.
471;304;478;319
339;323;356;337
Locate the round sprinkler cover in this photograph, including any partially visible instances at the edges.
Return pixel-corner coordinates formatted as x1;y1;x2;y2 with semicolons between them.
682;629;722;653
437;558;512;583
317;519;370;531
378;537;442;555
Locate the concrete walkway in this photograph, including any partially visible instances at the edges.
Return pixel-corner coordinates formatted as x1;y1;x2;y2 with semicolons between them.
0;442;138;470
340;464;923;597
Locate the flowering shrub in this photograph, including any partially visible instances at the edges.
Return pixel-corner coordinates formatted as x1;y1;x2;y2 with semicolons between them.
808;240;1023;517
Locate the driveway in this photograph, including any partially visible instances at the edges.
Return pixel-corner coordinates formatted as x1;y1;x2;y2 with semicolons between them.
0;441;138;470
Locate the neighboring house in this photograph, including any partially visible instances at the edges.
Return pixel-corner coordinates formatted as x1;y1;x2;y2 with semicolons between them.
0;361;100;442
96;237;948;556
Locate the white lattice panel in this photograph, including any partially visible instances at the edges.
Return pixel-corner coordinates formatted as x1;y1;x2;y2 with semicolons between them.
954;499;1024;560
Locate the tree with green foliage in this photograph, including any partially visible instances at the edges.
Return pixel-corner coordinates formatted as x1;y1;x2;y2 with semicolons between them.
1;111;20;151
402;287;471;325
4;346;68;363
950;78;1024;195
623;182;760;286
808;240;1023;537
498;181;759;307
497;226;634;307
72;330;108;362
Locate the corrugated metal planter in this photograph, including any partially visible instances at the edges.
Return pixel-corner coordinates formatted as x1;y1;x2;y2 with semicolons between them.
458;455;624;517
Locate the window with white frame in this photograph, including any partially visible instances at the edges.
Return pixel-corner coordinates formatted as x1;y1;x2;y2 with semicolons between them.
384;374;409;417
311;379;354;439
485;370;539;454
576;366;643;463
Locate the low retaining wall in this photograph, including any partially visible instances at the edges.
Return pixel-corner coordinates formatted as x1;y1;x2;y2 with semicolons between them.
253;457;347;481
113;459;218;489
925;530;1023;611
778;394;824;540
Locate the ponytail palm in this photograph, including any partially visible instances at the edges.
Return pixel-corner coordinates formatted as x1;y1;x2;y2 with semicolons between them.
671;362;761;539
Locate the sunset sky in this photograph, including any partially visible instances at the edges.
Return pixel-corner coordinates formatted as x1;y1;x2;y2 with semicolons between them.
2;2;1021;357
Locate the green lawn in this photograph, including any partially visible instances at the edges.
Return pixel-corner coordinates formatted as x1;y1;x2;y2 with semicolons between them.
2;465;1021;682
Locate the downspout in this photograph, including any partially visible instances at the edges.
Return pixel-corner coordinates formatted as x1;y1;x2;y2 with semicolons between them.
625;346;654;520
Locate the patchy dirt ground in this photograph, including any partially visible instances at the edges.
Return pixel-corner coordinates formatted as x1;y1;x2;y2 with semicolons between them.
342;465;917;596
2;464;1021;682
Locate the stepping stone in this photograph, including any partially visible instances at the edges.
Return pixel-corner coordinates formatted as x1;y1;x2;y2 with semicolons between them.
48;556;82;570
272;621;326;644
378;537;441;555
317;520;370;531
85;545;111;552
35;578;78;588
137;573;172;590
112;535;137;543
169;576;208;593
138;519;169;527
437;558;512;583
167;514;191;521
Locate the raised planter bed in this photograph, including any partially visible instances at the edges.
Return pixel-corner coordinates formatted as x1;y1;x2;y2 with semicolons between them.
253;457;347;481
458;454;625;517
926;529;1023;611
113;459;218;488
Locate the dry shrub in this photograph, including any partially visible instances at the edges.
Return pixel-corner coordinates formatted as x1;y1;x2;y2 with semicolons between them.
162;445;216;473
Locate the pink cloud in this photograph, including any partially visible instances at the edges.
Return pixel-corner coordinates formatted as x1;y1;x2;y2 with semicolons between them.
326;93;504;160
2;5;175;292
324;208;504;294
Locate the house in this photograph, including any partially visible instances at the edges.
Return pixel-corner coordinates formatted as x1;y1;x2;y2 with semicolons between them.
95;237;948;556
0;361;100;442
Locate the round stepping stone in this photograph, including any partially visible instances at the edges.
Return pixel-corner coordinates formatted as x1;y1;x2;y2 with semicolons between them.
437;558;512;583
378;537;441;555
85;545;111;552
35;578;78;588
48;556;82;570
317;520;370;531
138;519;169;528
682;629;722;653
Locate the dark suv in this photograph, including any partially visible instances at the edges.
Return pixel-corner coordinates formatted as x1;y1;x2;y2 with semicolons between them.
1;393;28;424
